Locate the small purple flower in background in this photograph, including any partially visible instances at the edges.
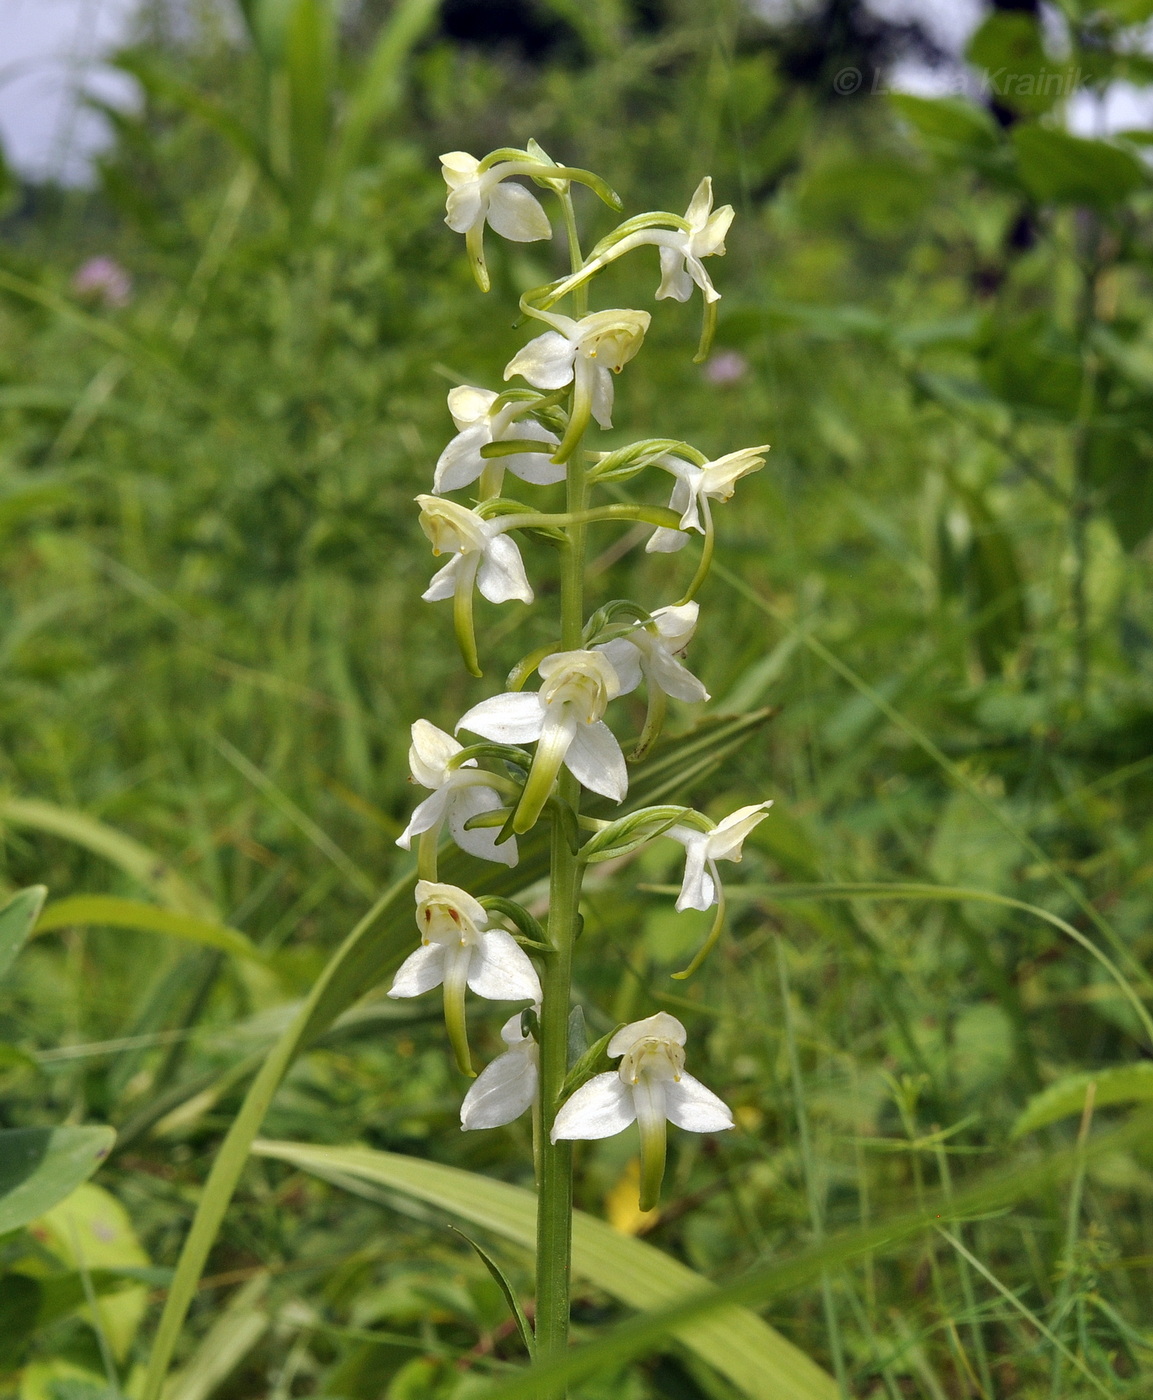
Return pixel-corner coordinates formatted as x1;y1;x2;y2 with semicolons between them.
72;257;133;309
702;350;748;385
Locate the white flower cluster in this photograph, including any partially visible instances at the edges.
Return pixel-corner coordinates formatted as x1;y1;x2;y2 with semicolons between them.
387;144;778;1193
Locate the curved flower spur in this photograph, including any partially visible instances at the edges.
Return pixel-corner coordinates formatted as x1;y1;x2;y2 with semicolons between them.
392;141;779;1363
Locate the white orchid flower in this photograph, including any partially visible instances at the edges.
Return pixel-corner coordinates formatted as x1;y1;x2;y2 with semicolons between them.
389;881;541;1076
434;386;563;494
460;1011;539;1130
457;649;628;832
646;445;770;553
597;602;709;705
654;177;734;304
551;1012;732;1209
396;720;517;868
505;308;651;458
441;151;552;292
669;802;773;911
417;494;532;675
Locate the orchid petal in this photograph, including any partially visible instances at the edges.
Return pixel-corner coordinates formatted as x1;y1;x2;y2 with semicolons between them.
387;943;445;998
434;424;490;492
645;525;691;554
447;784;518;867
505;332;577;391
477;533;534;605
587;360;614;429
423;555;463;602
656;245;694;303
447;385;498;428
595;639;643;696
550;1072;636;1141
684;176;714;229
564;720;627;802
469;928;542;1002
608;1012;686;1058
396;786;452;849
460;1043;539;1129
707;802;773;861
409;719;464;788
645;646;709;703
672;829;715;911
665;1073;734;1133
485;181;552;242
457;691;545;744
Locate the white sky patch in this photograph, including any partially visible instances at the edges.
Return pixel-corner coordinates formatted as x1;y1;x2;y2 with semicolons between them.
0;0;140;184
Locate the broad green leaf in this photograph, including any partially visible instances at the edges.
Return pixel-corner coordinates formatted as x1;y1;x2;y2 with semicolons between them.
430;1109;1153;1400
29;1181;149;1360
0;797;217;918
136;710;776;1400
1013;1063;1153;1137
889;95;999;157
251;1140;837;1400
1013;126;1146;209
0;885;46;983
0;1127;115;1237
967;14;1061;117
34;896;262;962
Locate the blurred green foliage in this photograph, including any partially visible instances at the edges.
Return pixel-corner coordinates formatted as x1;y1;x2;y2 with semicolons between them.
2;0;1153;1395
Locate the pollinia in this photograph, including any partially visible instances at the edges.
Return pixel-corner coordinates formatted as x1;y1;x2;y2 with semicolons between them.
392;142;774;1367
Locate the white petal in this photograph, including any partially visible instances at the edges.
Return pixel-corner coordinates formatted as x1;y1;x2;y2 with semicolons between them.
608;1012;686;1058
588;361;614;429
477;534;534;605
684;176;714;229
409;719;463;788
440;151;480;183
550;1073;636;1141
387;944;445;997
434;424;490;492
460;1046;539;1130
696;203;735;257
447;385;498;429
656;245;693;302
505;332;577;391
445;182;484;233
645;525;691;554
469;928;542;1002
669;474;704;534
564;720;627;802
485;182;552;242
686;255;720;304
646;647;709;704
707;803;773;861
506;450;567;486
665;1073;734;1133
457;691;544;744
422;555;463;602
652;602;699;653
595;639;643;696
447;784;517;867
396;786;452;850
672;830;715;911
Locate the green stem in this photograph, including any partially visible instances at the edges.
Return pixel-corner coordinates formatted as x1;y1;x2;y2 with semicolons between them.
499;504;681;533
533;349;590;1391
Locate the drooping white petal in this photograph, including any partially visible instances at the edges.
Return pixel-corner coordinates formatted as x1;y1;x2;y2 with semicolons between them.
476;532;534;605
434;423;491;492
457;691;545;745
645;525;691;554
686;255;720;304
656;245;694;303
664;1073;734;1133
460;1041;539;1129
595;638;643;696
422;554;464;602
644;645;709;703
485;181;552;242
409;719;464;788
586;360;615;430
550;1072;637;1141
652;603;699;654
396;786;452;849
707;802;773;861
564;720;627;802
447;784;517;867
445;182;484;233
503;421;565;484
387;944;445;998
669;472;704;533
505;332;578;391
672;830;715;911
468;928;542;1002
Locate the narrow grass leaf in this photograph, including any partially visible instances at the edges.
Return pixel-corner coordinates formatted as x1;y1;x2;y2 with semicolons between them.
34;896;262;963
1013;1063;1153;1137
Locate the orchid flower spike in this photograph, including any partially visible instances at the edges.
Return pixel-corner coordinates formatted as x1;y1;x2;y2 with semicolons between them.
597;602;709;705
669;802;773;912
441;151;552;293
396;720;517;869
388;881;541;1077
646;446;770;553
417;494;532;675
434;386;563;495
551;1012;732;1210
505;308;650;460
460;1010;540;1130
457;649;628;833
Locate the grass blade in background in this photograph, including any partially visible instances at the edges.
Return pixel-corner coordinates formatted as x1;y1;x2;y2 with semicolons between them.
34;896;263;963
0;885;46;984
251;1140;838;1400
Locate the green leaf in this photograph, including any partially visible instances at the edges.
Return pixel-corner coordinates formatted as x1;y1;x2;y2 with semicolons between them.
0;885;46;983
285;0;336;223
890;95;999;156
0;1127;115;1237
967;13;1061;117
0;797;218;918
1013;1063;1153;1137
34;895;263;962
1013;126;1146;209
251;1139;837;1400
451;1227;535;1359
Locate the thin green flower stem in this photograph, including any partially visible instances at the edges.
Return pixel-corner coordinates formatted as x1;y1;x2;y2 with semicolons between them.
774;936;849;1397
933;1141;994;1400
534;308;592;1388
498;504;680;533
675;504;715;606
1050;1082;1097;1400
558;190;587;315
